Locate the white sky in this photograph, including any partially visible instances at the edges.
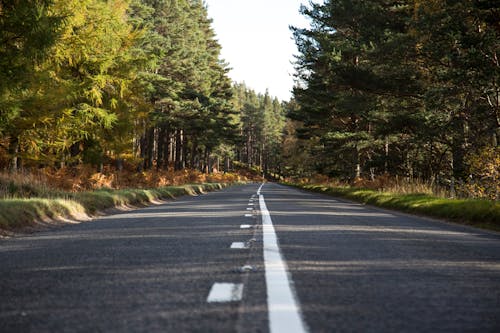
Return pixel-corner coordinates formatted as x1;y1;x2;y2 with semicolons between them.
206;0;310;101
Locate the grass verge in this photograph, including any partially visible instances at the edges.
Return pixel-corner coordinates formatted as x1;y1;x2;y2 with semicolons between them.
0;183;230;232
285;183;500;232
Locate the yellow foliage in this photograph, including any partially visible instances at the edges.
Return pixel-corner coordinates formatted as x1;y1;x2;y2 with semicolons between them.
462;148;500;200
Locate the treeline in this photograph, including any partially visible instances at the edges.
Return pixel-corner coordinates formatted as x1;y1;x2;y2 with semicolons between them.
290;0;499;193
233;83;285;175
0;0;285;175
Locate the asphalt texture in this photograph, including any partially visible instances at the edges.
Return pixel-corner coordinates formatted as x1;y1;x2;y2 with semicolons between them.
1;182;500;332
263;183;500;332
0;184;266;332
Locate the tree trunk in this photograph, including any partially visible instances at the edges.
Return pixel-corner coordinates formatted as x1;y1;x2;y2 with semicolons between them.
174;129;183;171
190;138;198;170
116;158;123;172
143;127;155;170
157;127;166;170
204;147;210;174
354;146;361;179
8;136;20;172
384;137;389;174
182;134;188;170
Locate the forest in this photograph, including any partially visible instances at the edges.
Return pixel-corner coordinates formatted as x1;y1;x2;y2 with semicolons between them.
0;0;498;200
0;0;285;177
290;0;499;199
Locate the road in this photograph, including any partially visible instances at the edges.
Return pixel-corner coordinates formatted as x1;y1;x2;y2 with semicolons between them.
1;183;499;332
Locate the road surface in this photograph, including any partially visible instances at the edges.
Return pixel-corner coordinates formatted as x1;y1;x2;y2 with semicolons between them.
1;183;499;332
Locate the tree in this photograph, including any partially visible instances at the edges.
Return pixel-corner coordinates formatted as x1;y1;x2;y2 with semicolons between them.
15;0;141;169
291;0;499;191
0;0;63;169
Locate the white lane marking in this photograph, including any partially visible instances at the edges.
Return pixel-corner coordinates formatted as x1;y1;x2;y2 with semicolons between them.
259;191;308;333
246;208;253;211
257;184;264;195
230;242;248;249
240;224;252;229
245;214;253;217
248;203;254;206
207;283;243;303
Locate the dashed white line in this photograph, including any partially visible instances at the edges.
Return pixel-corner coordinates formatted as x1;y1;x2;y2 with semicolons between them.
230;242;248;249
207;283;243;303
240;224;252;229
245;214;252;217
259;185;308;333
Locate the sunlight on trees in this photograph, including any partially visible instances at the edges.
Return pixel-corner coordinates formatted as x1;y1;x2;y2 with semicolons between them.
0;0;497;200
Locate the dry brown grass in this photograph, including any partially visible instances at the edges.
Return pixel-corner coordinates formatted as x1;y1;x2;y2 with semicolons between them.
287;174;450;198
0;166;254;198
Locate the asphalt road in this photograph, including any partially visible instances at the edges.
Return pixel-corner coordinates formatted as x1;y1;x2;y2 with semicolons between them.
1;183;500;332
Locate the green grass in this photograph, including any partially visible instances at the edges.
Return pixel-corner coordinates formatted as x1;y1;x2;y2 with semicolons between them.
0;183;230;232
285;183;500;231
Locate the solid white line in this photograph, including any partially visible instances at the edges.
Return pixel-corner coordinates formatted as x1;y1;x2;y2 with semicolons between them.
257;184;264;195
230;242;248;249
259;188;308;333
207;283;243;303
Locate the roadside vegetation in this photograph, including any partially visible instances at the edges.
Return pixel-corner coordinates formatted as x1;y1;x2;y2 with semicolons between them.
279;1;499;231
286;177;500;232
0;167;255;233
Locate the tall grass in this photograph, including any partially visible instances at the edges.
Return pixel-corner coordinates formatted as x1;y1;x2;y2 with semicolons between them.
0;171;59;199
289;174;473;199
0;183;230;232
287;183;500;231
0;167;247;232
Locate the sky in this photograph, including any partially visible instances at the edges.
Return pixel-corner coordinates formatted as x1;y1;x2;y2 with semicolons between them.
205;0;310;101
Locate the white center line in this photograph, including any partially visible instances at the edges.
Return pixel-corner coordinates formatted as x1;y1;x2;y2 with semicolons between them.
259;185;308;333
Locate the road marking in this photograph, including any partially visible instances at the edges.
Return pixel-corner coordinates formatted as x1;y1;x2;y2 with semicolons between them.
246;208;253;211
230;242;248;249
248;203;254;206
244;214;252;217
240;224;252;229
207;283;243;303
259;186;308;333
257;184;264;195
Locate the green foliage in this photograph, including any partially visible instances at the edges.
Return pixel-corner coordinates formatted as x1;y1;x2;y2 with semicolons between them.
0;0;244;173
291;0;500;190
0;0;63;96
233;83;286;174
